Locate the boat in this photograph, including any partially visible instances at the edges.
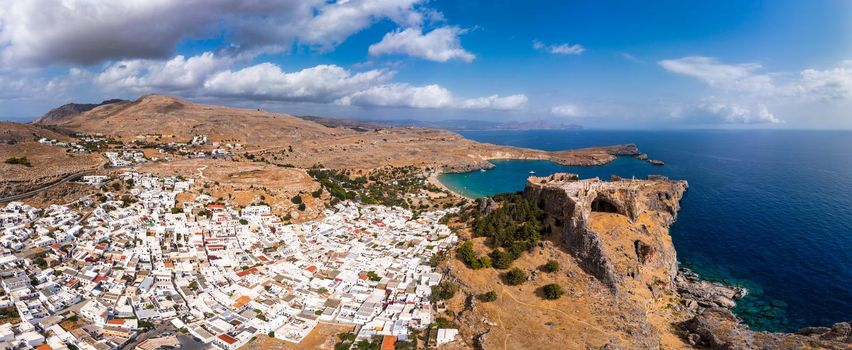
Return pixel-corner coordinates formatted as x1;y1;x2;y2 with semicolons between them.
480;169;486;172
529;170;536;174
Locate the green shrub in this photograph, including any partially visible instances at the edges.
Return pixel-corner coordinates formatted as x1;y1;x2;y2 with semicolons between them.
504;268;527;286
542;284;564;300
431;280;458;301
490;249;514;269
366;271;381;281
479;290;498;302
541;260;559;273
457;240;491;269
471;194;544;265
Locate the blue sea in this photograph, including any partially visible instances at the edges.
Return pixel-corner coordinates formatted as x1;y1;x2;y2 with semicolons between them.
438;130;852;332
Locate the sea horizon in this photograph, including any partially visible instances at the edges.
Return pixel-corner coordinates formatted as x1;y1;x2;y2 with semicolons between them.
439;129;852;332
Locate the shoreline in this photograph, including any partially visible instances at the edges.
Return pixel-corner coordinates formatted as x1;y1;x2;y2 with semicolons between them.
427;171;472;200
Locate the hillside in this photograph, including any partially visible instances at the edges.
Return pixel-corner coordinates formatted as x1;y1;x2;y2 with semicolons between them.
34;99;126;124
0;122;103;197
34;94;635;171
439;174;852;349
35;94;336;145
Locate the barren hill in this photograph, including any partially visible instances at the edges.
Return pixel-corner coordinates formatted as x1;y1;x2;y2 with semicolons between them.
1;122;102;198
36;94;336;145
0;121;73;144
34;98;126;124
34;94;639;171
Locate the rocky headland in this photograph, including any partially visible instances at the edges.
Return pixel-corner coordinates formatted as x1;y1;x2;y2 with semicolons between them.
442;173;850;349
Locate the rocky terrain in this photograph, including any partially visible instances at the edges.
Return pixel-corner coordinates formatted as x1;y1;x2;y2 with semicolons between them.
7;96;846;349
33;98;126;124
0;122;103;197
440;173;851;349
33;94;636;171
2;95;639;200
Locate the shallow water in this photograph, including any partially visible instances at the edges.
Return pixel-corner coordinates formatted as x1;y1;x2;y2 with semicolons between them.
439;130;852;331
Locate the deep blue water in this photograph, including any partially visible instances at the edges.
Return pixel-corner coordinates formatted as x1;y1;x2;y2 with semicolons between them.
439;130;852;332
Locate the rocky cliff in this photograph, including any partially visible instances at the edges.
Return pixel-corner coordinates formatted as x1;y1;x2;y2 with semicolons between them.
517;173;851;349
524;173;688;292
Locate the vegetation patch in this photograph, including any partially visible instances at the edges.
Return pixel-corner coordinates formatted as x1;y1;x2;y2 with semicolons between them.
4;156;32;167
541;284;565;300
504;267;528;286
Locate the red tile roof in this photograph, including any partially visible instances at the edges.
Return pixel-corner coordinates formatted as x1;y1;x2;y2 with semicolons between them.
235;267;257;278
218;334;238;344
381;335;397;350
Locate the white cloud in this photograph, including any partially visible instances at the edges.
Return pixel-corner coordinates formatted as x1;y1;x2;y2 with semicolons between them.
0;0;430;66
368;27;474;62
673;100;782;124
203;63;394;103
95;52;236;92
338;84;527;110
550;104;582;117
339;84;454;108
659;56;852;125
658;56;775;93
796;62;852;101
89;52;524;110
301;0;424;50
459;94;528;110
533;40;585;55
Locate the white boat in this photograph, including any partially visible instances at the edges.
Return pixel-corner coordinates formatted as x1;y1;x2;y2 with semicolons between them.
480;169;487;172
529;170;536;174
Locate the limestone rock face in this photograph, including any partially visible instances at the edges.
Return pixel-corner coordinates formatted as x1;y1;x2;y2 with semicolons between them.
523;173;688;291
683;308;852;350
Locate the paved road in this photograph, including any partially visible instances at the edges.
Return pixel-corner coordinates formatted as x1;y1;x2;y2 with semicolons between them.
0;169;96;203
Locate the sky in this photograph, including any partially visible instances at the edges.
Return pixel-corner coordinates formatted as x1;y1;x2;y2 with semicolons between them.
0;0;851;129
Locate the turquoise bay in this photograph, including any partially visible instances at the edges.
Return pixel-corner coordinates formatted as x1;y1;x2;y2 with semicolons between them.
438;130;852;332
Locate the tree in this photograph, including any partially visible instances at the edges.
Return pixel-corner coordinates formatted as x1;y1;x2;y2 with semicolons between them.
239;219;248;225
504;268;528;286
268;331;275;338
366;271;381;282
291;195;303;204
541;260;560;273
542;284;564;300
170;207;183;214
431;280;458;301
490;249;513;269
456;240;490;269
479;290;498;302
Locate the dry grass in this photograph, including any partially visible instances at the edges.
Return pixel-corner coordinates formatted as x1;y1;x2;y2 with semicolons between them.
445;214;691;350
134;159;324;222
239;323;355;350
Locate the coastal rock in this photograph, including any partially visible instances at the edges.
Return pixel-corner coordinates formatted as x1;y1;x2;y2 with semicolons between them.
523;173;688;291
683;307;756;349
478;197;497;214
682;308;852;349
676;268;746;313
